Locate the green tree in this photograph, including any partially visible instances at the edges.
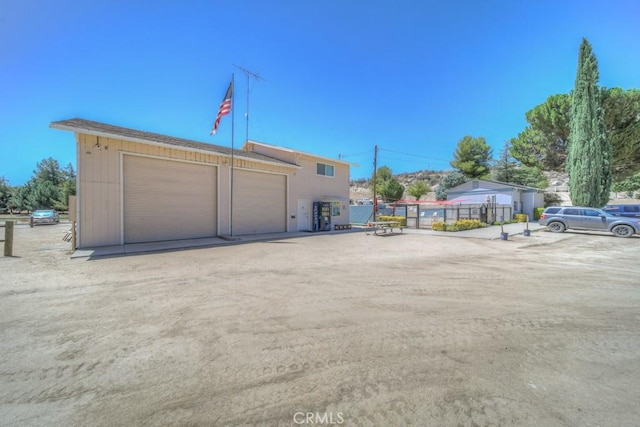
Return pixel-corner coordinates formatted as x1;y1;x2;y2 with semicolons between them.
0;177;10;212
602;88;640;180
7;158;77;212
492;142;548;188
34;157;64;186
371;166;404;202
54;163;76;210
567;38;612;207
379;179;404;202
450;136;493;179
491;142;520;183
21;178;59;211
513;166;549;189
510;94;571;171
373;166;393;183
611;171;640;196
406;180;431;200
510;88;640;180
435;171;468;201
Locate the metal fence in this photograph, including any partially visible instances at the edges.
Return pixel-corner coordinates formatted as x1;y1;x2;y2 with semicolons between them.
349;203;514;228
400;203;513;229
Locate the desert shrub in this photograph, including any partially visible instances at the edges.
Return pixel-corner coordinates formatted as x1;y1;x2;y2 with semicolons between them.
432;221;446;231
513;213;527;222
378;215;406;226
533;207;545;220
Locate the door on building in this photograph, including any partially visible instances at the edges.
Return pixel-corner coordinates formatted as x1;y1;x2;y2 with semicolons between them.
297;199;312;231
233;169;287;235
123;155;217;244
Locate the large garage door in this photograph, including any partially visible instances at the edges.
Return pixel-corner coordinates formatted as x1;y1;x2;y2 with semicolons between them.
233;170;286;235
123;155;217;243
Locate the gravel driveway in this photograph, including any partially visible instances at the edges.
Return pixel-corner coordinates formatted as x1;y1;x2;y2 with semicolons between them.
1;223;639;426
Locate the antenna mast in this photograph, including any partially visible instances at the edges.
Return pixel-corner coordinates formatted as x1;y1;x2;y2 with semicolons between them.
234;64;265;143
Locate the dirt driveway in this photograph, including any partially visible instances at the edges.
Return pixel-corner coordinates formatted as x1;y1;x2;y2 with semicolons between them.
1;224;639;426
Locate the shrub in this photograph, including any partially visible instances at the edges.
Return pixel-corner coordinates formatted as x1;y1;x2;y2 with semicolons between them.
453;219;484;230
513;213;527;222
492;219;517;225
378;215;406;226
432;219;487;232
533;207;545;220
432;221;446;231
544;192;562;207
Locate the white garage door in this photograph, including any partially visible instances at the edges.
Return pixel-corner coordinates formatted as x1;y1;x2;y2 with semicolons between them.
123;155;217;243
233;169;286;235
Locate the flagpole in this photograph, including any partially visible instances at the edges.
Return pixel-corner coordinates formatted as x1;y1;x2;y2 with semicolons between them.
230;73;235;237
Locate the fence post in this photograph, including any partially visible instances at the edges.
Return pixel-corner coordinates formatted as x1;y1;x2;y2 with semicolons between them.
3;220;14;257
71;220;77;250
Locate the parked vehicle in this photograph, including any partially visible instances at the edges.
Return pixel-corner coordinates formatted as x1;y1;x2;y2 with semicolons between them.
539;206;640;238
603;204;640;218
31;209;60;225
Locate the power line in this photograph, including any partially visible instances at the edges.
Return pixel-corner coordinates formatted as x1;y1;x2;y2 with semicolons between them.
338;150;371;159
379;148;450;163
381;155;450;165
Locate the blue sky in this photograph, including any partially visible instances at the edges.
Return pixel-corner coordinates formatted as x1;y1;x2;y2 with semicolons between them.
1;0;639;185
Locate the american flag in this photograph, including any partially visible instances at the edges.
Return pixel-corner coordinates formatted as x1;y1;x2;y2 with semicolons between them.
210;81;233;135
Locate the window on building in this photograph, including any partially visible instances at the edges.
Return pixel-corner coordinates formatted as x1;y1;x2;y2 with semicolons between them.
317;163;334;177
332;201;340;216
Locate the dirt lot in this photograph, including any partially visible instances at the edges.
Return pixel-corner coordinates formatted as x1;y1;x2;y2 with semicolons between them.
1;224;639;426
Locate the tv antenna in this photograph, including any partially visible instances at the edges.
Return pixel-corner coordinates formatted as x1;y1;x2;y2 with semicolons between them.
234;64;265;142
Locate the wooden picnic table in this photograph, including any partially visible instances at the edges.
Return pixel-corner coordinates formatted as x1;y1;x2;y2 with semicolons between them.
366;221;405;235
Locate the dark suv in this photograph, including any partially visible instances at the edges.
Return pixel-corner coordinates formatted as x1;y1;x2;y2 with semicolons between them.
539;206;640;238
603;204;640;218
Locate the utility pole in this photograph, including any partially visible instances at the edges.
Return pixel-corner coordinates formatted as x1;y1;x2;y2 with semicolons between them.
233;65;265;142
372;145;378;222
230;73;235;236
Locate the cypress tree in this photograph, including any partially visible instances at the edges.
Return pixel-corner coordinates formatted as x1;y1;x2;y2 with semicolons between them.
567;38;612;207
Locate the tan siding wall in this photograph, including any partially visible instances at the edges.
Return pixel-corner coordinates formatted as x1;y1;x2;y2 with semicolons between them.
288;155;350;227
76;133;294;248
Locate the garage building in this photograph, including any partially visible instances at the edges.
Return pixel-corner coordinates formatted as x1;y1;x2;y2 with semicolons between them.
50;118;350;248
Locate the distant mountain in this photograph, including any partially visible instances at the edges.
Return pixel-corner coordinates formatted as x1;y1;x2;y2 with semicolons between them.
350;170;448;203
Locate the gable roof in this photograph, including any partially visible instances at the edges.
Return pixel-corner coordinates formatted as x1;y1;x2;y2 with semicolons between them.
480;179;542;191
50;118;299;168
242;140;355;166
448;179;543;193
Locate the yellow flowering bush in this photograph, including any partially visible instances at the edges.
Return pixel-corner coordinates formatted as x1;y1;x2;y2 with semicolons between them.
378;215;406;226
453;219;485;230
432;221;446;231
514;213;528;222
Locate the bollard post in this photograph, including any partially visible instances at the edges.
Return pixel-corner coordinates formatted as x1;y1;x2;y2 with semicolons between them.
4;220;14;257
29;215;33;228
